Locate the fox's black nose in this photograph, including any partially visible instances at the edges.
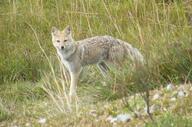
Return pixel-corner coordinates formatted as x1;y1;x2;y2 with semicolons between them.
61;46;64;50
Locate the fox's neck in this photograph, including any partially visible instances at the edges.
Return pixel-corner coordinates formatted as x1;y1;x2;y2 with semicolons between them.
57;43;77;61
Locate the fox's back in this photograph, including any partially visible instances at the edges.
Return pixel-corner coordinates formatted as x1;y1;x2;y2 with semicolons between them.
76;35;144;66
77;36;124;65
77;35;118;48
77;36;110;65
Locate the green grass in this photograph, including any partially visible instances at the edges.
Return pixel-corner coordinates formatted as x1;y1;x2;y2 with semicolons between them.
1;0;192;126
0;102;10;122
0;81;192;126
1;0;192;84
146;113;192;127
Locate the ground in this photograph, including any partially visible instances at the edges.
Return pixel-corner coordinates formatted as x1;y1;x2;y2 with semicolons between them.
1;81;192;127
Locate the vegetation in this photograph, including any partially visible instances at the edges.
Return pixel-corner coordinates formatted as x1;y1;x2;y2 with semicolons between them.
0;0;192;126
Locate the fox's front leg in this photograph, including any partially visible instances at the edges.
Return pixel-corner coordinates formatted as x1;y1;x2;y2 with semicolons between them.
69;70;81;101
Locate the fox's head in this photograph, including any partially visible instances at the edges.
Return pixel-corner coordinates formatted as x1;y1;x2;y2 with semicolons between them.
51;26;74;51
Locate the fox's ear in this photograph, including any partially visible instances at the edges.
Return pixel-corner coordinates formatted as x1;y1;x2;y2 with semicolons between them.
51;26;59;35
63;25;72;35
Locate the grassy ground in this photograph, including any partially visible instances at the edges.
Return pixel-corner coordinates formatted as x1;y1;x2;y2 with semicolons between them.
1;0;192;126
1;0;192;84
1;82;192;127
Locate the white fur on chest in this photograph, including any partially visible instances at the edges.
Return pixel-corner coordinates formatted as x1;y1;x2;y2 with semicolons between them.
57;50;71;71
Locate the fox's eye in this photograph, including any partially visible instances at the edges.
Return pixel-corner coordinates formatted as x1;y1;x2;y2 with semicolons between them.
64;40;67;42
56;40;60;43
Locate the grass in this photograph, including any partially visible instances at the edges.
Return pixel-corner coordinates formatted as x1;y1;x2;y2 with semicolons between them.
1;0;192;84
0;0;192;126
146;113;192;127
0;100;10;122
1;81;192;126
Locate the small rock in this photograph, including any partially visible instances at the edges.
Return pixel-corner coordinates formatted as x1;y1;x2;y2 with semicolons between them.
133;111;141;118
12;125;18;127
95;119;99;122
89;110;97;117
106;116;117;123
38;117;46;124
170;97;176;102
152;93;161;100
106;114;131;123
166;83;174;91
177;90;185;98
43;102;48;106
189;87;192;91
116;114;132;122
144;104;160;114
163;107;167;111
25;123;31;127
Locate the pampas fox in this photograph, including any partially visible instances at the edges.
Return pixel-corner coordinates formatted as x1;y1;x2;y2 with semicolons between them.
51;25;144;99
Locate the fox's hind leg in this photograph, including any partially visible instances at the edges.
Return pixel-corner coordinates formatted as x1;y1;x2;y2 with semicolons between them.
97;62;110;77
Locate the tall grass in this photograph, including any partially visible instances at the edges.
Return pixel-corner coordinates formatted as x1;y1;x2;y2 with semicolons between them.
41;57;76;113
0;0;192;94
0;1;192;126
26;21;75;113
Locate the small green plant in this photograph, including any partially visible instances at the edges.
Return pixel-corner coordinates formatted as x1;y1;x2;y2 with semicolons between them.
0;99;10;122
146;113;192;127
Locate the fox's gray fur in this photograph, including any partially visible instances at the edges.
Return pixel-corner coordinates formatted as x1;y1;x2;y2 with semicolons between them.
51;26;144;100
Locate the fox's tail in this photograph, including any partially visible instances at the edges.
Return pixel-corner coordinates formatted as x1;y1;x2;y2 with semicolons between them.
124;42;145;65
107;37;144;65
